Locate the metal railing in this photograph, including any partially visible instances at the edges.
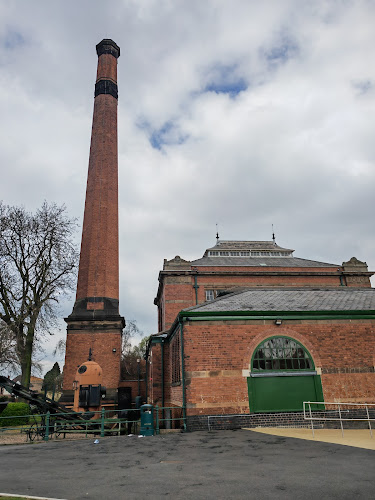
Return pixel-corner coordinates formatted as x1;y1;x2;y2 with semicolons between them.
303;401;375;438
154;405;185;433
0;405;186;443
0;408;141;442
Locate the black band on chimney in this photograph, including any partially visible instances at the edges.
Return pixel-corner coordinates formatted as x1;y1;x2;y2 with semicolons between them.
95;80;118;99
96;39;120;58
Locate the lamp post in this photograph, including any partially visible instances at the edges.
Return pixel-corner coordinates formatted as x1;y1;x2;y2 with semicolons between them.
137;359;141;396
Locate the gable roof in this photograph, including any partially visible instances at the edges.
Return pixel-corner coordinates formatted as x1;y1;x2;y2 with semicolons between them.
184;287;375;313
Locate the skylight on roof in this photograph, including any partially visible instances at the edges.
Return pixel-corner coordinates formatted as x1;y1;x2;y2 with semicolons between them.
208;251;293;257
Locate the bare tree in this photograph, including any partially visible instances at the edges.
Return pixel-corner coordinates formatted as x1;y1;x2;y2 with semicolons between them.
0;319;18;373
121;320;147;380
0;201;78;388
121;320;142;357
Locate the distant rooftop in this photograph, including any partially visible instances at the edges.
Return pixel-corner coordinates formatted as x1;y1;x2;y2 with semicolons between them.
190;240;338;268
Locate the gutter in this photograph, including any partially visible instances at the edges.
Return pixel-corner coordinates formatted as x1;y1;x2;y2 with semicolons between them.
193;274;199;305
161;340;165;416
180;319;187;430
179;309;375;320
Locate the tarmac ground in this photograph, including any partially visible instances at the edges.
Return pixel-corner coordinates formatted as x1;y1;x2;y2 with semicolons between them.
0;429;374;500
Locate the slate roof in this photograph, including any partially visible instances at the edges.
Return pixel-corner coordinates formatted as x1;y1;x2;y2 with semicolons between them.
184;288;375;313
191;256;338;267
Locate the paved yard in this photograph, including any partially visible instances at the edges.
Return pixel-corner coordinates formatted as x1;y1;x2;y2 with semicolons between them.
248;427;375;450
0;430;374;499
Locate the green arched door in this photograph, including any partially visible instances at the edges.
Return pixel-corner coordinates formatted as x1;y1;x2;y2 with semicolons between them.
247;336;323;413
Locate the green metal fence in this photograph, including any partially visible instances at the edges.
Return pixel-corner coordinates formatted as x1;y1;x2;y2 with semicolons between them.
0;404;186;443
153;405;186;433
0;408;140;443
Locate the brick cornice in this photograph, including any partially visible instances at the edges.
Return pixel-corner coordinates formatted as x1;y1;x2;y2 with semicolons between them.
65;319;124;331
96;39;120;58
159;269;373;278
95;79;118;99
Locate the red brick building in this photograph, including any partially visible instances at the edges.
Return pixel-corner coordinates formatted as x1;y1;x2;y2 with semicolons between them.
148;240;375;429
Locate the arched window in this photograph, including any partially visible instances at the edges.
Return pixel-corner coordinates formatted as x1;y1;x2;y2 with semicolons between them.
252;336;314;372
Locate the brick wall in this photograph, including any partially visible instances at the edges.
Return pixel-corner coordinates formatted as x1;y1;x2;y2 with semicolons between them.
187;411;309;431
163;279;195;329
186;408;375;431
157;319;375;417
118;379;147;403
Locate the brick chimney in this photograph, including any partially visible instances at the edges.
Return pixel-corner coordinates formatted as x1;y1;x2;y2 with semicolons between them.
63;40;124;402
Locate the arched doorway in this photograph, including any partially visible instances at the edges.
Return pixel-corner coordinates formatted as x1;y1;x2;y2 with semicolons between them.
247;336;324;413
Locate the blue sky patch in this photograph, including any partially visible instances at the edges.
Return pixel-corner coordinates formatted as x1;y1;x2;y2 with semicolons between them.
138;119;189;150
202;62;248;98
262;36;299;67
3;27;25;50
352;79;373;95
204;79;247;97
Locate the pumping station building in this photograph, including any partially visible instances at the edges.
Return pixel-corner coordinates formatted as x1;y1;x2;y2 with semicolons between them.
147;240;375;430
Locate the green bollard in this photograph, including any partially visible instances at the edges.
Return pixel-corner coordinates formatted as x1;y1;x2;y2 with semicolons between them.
155;405;159;435
44;411;50;442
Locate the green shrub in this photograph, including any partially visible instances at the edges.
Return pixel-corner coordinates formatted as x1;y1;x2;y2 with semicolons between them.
0;402;30;427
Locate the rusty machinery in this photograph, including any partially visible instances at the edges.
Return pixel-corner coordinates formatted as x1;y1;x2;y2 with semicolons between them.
0;349;121;441
73;351;106;416
0;374;90;440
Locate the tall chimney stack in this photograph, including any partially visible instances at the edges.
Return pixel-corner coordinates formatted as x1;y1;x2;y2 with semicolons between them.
63;40;124;402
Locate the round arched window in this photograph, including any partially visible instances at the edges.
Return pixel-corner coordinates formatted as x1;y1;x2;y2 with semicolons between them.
252;336;314;372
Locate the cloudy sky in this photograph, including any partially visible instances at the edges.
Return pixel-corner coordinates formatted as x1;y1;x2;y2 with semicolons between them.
0;1;374;375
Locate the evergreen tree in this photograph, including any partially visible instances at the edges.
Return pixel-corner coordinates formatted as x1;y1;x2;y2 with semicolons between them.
42;362;60;392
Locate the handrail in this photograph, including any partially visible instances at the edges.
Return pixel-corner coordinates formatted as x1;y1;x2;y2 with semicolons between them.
303;401;374;438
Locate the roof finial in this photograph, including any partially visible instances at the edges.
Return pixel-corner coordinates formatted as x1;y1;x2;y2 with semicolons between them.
216;223;219;242
272;224;276;244
88;348;92;361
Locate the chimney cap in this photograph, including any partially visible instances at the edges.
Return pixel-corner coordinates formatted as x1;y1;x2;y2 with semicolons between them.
96;39;120;58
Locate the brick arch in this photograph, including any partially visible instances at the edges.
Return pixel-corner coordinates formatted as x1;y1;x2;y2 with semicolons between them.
244;328;322;370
